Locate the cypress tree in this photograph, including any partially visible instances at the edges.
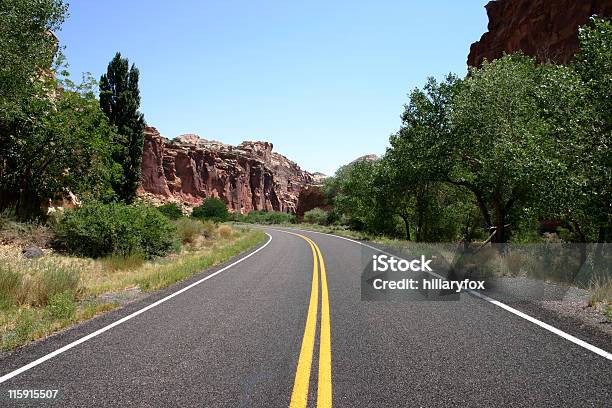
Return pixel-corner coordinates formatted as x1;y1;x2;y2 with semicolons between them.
99;52;145;203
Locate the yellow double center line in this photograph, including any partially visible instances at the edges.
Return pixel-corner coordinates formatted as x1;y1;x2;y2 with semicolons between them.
286;232;332;408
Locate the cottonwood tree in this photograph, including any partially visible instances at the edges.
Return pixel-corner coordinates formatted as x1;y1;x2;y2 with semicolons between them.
571;17;612;243
100;52;145;203
0;0;117;218
448;54;585;243
0;0;67;216
387;75;471;242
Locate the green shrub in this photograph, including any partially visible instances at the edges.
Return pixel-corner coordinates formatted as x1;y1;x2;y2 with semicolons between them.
175;218;205;244
157;203;183;220
228;212;247;222
46;291;76;320
233;210;296;224
54;201;179;259
303;208;328;225
192;198;229;221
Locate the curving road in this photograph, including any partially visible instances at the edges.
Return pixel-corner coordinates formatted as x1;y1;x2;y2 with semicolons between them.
0;227;610;407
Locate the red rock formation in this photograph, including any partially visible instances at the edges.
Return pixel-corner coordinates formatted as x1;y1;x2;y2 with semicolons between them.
139;126;316;213
468;0;612;67
296;186;331;220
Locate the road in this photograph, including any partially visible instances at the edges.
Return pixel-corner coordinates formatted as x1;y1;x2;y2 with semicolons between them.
0;227;610;407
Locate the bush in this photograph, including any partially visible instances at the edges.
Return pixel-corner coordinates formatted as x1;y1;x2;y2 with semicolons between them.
54;201;179;259
46;291;76;320
192;198;229;221
175;218;205;244
231;210;296;224
303;208;328;225
201;220;217;238
218;225;233;238
157;203;183;220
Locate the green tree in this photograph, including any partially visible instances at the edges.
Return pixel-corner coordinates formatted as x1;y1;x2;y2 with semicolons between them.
0;0;69;217
330;159;399;235
386;75;470;242
99;52;145;203
572;17;612;243
448;54;585;243
0;0;66;106
0;73;119;218
192;197;229;221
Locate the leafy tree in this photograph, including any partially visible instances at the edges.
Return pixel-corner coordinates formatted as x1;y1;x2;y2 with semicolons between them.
99;52;145;203
529;62;594;242
386;75;471;242
0;0;69;217
0;73;119;218
571;17;612;242
330;159;400;235
192;197;229;221
0;0;66;106
448;54;585;243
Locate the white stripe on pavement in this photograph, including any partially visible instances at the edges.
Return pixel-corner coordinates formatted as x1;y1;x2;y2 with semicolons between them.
288;227;612;361
0;233;273;384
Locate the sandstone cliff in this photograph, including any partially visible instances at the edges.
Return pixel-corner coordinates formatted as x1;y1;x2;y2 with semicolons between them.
140;126;316;213
468;0;612;67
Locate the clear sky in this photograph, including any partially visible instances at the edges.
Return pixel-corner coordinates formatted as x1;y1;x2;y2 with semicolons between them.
59;1;489;175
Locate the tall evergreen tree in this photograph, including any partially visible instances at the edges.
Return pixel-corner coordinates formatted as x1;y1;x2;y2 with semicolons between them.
99;52;145;203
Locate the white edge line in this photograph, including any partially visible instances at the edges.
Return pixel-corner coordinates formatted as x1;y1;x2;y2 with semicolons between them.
285;227;612;362
0;233;273;384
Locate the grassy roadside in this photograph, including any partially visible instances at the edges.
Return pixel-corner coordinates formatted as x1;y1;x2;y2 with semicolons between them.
0;225;266;351
230;221;373;241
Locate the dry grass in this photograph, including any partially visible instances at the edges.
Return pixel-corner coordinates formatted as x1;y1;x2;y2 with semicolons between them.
0;251;83;308
175;218;206;244
0;224;266;350
99;253;146;272
218;224;232;238
588;276;612;307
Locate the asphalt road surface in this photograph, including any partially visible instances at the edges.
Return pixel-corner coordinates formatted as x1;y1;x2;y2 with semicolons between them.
0;227;610;407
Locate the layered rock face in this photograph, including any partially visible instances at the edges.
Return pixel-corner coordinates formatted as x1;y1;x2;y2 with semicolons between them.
468;0;612;67
140;127;316;213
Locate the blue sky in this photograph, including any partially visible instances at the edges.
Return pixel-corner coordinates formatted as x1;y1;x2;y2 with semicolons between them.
59;1;489;175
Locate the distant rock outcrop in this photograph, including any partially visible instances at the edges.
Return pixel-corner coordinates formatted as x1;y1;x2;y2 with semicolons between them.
468;0;612;67
139;126;316;214
350;154;379;165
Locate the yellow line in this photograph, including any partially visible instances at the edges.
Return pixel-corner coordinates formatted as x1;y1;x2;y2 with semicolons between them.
289;233;319;408
314;241;332;408
285;231;333;408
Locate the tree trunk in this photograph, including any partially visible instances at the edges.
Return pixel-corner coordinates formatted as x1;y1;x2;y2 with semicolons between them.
492;198;507;244
401;214;411;241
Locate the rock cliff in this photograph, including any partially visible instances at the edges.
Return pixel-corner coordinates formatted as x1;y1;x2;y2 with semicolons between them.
139;126;316;213
468;0;612;67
